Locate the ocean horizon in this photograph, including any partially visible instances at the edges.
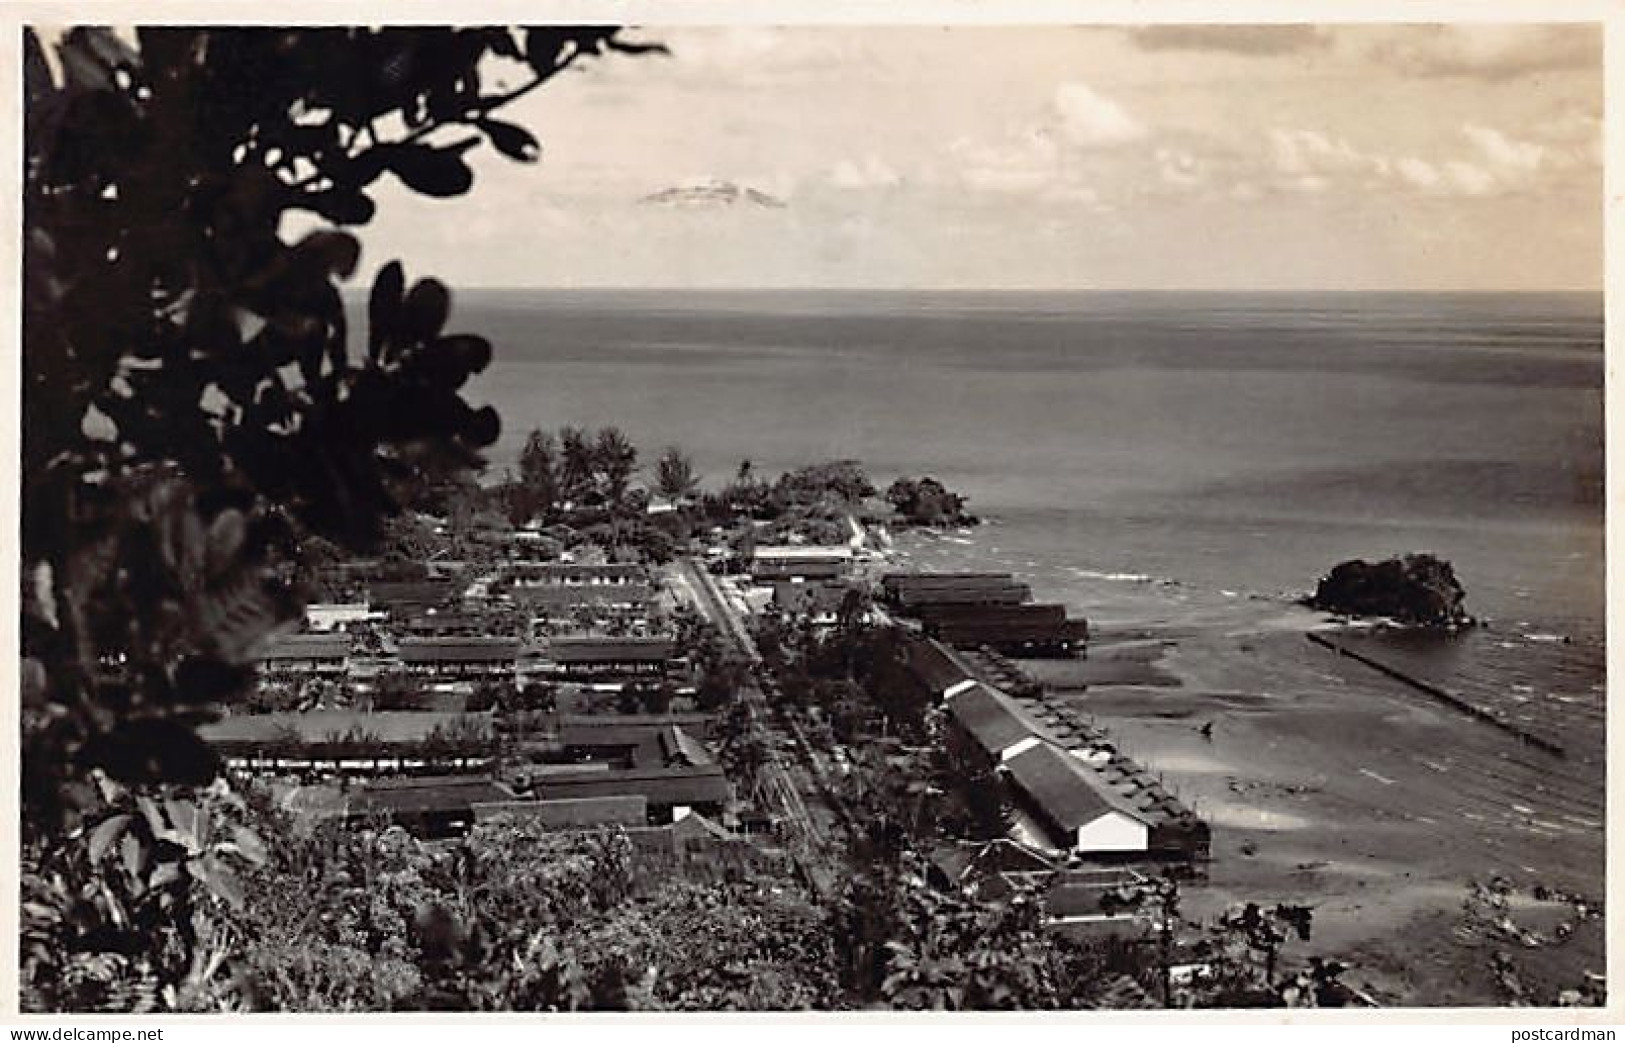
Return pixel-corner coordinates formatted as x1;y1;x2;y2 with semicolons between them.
448;288;1602;646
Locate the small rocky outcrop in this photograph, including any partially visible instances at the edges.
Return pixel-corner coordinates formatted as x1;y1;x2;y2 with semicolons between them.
1306;553;1472;627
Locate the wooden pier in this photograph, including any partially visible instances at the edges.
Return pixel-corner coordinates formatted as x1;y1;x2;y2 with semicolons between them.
1306;631;1565;758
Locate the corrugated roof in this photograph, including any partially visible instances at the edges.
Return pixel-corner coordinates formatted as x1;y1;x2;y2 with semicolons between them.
946;683;1046;757
351;775;513;816
471;795;648;827
882;572;1014;590
558;712;717;739
397;638;519;663
659;726;716;767
261;634;351;660
753;545;853;561
200;710;492;746
546;637;675;664
1004;740;1150;833
513;584;655;608
901;637;978;696
896;584;1031;607
400;612;494;631
558;720;667;749
368;580;456;605
917;603;1069;625
535;765;730;806
504;563;650;582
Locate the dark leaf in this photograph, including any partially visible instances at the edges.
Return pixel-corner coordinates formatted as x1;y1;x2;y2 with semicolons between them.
297;188;377;226
368;260;406;361
522;28;571;74
384;143;474;198
487;29;523;60
605;37;670;56
412;334;493;387
401;278;451;341
479;119;541;163
291;230;361;280
468;405;501;447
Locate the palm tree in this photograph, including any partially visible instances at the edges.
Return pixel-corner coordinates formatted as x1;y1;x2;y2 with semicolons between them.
516;428;559;521
558;426;594;505
655;445;700;503
594;426;638;506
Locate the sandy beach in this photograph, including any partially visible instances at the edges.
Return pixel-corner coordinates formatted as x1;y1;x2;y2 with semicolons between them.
1027;607;1604;1006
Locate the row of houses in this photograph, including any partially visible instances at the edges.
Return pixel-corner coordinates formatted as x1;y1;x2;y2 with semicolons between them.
295;775;752;871
257;634;680;686
884;572;1088;657
901;634;1209;867
206;706;734;831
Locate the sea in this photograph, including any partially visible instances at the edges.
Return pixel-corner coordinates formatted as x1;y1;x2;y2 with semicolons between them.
454;289;1605;749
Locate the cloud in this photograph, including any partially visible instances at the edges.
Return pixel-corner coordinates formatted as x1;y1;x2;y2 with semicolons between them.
1463;124;1546;175
1053;82;1147;148
1128;25;1333;56
1364;25;1599;80
946;126;1063;195
1267;128;1385;180
1261;120;1575;200
1392;157;1495;196
829;156;903;190
1154;146;1204;189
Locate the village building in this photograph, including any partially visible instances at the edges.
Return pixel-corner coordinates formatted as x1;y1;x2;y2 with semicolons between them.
556;717;717;770
1002;739;1154;857
303;602;382;632
531;764;730;824
258;633;351;677
927;838;1151;934
513;583;658;630
367;578;461;619
882;572;1033;609
750;545;853;582
396;637;520;680
505;562;651;586
200;710;495;776
897;635;980;703
556;712;718;742
538;636;677;685
472;794;649;829
343;775;517;838
916;603;1087;657
943;681;1051;769
399;611;513;639
769;580;851;624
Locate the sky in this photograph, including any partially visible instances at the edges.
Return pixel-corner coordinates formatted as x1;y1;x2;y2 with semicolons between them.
353;24;1604;292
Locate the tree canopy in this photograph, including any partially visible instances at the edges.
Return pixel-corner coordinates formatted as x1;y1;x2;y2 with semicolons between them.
20;24;662;1013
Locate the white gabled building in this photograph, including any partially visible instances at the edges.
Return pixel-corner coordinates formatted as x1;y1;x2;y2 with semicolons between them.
1003;739;1152;856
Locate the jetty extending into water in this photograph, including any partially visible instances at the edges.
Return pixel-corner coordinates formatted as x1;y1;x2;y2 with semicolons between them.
1306;631;1566;758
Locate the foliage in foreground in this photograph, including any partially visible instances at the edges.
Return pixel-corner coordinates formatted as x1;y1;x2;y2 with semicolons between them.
19;24;660;1013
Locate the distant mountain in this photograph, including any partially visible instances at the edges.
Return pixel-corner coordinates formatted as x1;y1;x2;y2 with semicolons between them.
639;179;787;209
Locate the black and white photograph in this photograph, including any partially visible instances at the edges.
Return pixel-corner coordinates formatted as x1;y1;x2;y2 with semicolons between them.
13;12;1609;1017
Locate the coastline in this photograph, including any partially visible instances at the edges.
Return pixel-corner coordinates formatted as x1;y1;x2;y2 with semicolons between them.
885;525;1603;1006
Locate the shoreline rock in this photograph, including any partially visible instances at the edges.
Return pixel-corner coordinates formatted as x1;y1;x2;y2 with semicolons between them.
1304;553;1474;629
